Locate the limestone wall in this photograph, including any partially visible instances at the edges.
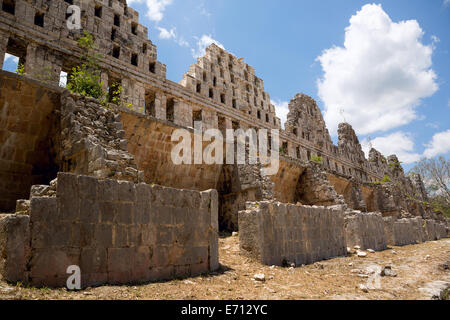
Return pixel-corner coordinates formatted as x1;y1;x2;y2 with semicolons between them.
392;218;448;246
0;172;219;287
0;71;61;211
119;109;223;191
344;212;387;251
383;217;395;246
239;202;347;266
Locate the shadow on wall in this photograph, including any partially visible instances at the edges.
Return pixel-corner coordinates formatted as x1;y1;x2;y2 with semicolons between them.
0;71;61;212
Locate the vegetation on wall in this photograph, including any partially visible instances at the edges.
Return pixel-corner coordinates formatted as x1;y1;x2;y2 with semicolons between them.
310;155;323;164
66;31;105;100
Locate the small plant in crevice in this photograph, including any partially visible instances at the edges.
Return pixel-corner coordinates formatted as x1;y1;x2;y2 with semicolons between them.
310;155;323;164
16;63;25;75
66;30;105;101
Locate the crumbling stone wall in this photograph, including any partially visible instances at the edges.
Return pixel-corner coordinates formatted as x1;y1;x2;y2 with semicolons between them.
344;211;387;251
328;174;366;211
60;92;143;183
0;71;61;211
295;164;345;206
216;163;267;231
239;201;347;266
0;172;219;287
269;158;305;204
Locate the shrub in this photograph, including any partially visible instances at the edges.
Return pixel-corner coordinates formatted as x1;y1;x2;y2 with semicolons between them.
66;31;105;100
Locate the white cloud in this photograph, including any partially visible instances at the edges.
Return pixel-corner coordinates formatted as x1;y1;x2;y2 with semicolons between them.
444;0;450;7
271;100;289;129
158;27;176;39
317;4;438;136
361;132;421;164
157;27;190;47
423;129;450;158
191;35;225;58
4;53;19;64
127;0;173;22
431;35;440;44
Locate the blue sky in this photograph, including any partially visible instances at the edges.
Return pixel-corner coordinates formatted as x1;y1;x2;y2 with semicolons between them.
3;0;449;171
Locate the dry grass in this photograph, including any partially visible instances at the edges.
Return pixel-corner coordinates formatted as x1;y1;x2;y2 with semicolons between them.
0;235;449;300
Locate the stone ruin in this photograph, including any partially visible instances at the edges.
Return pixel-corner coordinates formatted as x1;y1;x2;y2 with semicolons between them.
0;0;448;287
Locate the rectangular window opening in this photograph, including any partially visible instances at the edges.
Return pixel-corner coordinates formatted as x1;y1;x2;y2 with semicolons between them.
114;14;120;27
112;46;120;59
131;23;138;35
34;12;44;27
95;5;102;18
166;98;175;122
131;53;138;66
2;0;15;15
149;62;156;73
145;90;156;117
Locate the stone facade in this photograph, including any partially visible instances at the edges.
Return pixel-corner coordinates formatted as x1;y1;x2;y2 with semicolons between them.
0;1;448;287
0;172;219;287
0;0;432;188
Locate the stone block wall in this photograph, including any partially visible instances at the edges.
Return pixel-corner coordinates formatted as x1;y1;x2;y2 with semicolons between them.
119;109;222;191
393;219;421;246
239;201;347;266
392;218;447;246
0;172;219;287
344;211;387;251
0;71;61;211
383;217;395;246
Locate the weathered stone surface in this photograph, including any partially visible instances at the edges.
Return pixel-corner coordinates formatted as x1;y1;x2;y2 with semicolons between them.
239;202;347;266
0;173;218;288
0;214;30;283
344;211;387;251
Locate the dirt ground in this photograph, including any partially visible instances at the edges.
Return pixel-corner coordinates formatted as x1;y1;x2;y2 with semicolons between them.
0;235;449;300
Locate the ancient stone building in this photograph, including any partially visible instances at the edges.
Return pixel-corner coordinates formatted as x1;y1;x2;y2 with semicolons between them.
0;0;448;287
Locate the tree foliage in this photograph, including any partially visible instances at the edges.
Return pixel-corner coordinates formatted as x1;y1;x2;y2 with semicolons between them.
66;31;105;100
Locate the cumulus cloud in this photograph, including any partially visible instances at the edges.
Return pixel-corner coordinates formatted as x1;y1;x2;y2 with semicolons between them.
444;0;450;7
191;35;225;58
158;27;176;39
157;27;190;47
361;132;421;164
271;100;289;129
423;129;450;158
127;0;173;22
317;4;438;136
